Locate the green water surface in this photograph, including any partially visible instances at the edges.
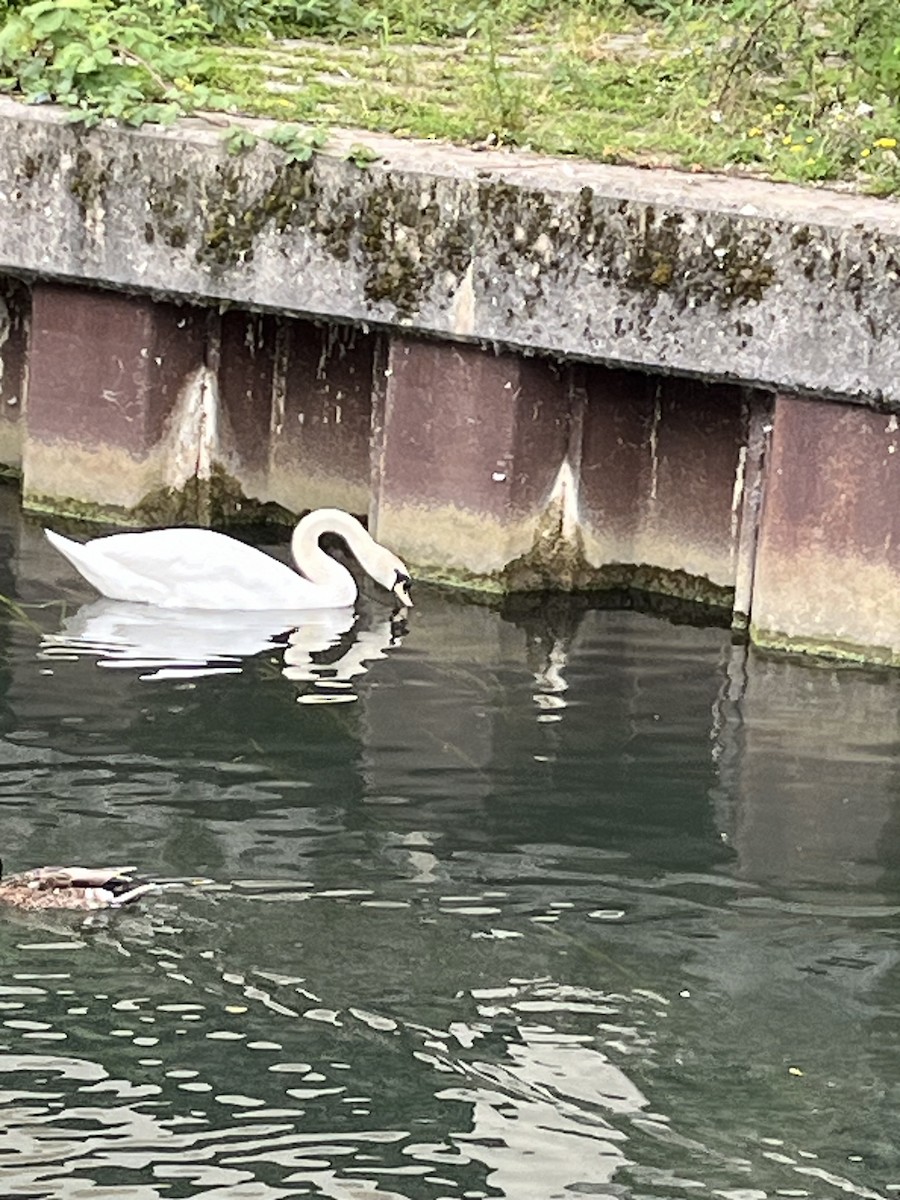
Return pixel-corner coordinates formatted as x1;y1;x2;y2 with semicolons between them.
0;492;898;1199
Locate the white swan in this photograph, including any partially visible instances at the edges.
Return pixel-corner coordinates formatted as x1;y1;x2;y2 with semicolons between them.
45;508;413;611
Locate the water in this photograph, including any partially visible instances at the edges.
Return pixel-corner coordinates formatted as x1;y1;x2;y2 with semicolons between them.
0;486;899;1199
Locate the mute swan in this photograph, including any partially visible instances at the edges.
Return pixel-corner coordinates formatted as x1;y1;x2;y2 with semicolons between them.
0;862;154;910
45;508;413;611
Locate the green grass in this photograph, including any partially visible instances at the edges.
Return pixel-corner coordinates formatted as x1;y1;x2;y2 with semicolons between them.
203;0;900;192
2;0;899;191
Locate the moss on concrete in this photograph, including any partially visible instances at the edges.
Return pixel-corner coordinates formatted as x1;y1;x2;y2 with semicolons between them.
25;465;295;530
455;181;782;327
68;147;111;221
24;489;148;527
750;623;900;668
138;142;785;321
508;555;732;609
146;169;191;250
345;174;473;317
406;497;734;612
499;584;731;629
411;553;733;614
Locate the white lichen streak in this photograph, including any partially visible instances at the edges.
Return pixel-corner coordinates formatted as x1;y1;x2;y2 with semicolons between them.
649;382;662;501
548;458;580;543
731;443;748;566
0;292;8;393
449;261;475;337
163;364;218;489
319;325;341;380
270;320;289;440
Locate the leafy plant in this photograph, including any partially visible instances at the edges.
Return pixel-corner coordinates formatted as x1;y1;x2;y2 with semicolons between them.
266;121;327;160
224;124;259;153
0;0;232;123
224;120;331;161
345;140;380;166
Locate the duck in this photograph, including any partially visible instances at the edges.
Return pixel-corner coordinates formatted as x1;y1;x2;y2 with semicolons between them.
45;508;413;612
0;863;154;910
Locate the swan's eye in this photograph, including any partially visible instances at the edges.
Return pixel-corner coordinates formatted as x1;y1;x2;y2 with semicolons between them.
395;571;411;586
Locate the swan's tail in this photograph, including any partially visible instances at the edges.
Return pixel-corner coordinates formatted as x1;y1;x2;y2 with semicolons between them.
45;529;92;574
45;528;78;558
45;529;107;595
45;528;145;603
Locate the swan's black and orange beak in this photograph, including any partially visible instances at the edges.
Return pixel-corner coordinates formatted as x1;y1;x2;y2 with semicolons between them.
393;570;413;608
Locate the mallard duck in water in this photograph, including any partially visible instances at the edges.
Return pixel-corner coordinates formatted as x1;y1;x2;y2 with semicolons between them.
0;862;154;910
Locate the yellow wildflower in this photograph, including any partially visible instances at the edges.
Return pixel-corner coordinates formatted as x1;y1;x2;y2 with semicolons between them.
782;134;792;145
874;137;898;149
774;103;786;113
805;135;814;143
747;126;763;138
790;144;804;154
861;147;872;158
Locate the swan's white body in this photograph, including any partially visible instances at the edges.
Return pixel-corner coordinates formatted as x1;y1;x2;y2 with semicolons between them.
45;508;412;612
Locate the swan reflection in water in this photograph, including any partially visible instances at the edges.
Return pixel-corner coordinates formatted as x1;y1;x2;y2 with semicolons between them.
39;598;408;701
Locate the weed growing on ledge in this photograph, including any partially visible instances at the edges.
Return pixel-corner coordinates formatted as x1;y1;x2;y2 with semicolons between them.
224;122;332;165
0;0;898;191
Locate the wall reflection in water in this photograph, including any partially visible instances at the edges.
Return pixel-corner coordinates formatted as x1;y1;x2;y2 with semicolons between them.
712;641;900;891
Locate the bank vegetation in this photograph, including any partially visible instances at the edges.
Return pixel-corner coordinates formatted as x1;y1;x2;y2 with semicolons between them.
0;0;898;191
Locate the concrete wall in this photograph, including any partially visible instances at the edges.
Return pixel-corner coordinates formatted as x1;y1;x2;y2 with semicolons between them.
0;102;898;665
0;99;898;404
0;276;27;469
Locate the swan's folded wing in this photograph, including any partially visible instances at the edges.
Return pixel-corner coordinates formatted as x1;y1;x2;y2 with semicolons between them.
46;530;171;605
76;529;308;609
88;529;241;573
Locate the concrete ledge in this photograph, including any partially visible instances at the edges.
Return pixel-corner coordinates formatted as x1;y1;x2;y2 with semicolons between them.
1;99;899;404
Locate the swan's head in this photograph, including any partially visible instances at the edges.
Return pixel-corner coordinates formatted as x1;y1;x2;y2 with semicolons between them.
374;552;413;607
392;569;413;608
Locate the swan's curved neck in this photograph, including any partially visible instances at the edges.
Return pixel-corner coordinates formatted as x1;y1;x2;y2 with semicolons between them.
290;509;381;602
